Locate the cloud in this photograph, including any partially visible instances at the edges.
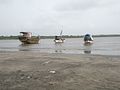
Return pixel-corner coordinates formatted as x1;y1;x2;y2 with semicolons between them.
0;0;120;35
55;0;119;12
55;0;97;11
0;0;12;4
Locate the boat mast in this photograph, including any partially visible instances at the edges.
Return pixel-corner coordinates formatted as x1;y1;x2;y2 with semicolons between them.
60;30;63;36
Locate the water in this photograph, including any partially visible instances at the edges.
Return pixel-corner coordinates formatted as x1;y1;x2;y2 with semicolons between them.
0;37;120;55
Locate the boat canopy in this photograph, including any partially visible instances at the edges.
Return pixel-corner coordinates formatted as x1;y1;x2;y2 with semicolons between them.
20;32;32;38
20;32;31;34
84;34;93;41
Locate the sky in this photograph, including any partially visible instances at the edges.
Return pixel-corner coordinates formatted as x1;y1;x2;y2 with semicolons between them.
0;0;120;36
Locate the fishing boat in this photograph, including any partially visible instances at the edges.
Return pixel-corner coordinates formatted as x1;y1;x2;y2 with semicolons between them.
54;30;65;43
18;32;40;44
84;34;93;45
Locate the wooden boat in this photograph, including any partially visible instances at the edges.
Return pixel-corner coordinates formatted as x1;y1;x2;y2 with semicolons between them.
18;32;40;44
84;34;93;45
54;30;65;43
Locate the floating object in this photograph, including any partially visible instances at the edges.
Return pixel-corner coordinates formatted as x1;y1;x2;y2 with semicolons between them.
84;34;93;45
49;70;56;74
18;32;40;44
54;30;65;43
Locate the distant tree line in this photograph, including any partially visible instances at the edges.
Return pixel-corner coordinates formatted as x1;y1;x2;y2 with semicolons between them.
0;36;18;40
0;34;120;40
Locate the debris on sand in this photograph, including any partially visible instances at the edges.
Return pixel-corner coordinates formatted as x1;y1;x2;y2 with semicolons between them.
49;70;56;74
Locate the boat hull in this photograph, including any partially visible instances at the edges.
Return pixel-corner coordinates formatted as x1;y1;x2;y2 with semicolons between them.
84;40;93;45
18;36;40;44
54;39;65;43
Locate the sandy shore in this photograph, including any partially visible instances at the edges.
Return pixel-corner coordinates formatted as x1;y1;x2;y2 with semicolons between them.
0;51;120;90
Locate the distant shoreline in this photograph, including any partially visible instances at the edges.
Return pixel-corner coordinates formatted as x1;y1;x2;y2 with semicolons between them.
0;34;120;40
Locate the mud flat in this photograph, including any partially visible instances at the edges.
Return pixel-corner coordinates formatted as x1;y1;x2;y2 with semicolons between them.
0;51;120;90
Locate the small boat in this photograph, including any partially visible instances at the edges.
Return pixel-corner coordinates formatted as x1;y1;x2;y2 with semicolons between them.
54;30;65;43
54;36;65;43
18;32;40;44
84;34;93;45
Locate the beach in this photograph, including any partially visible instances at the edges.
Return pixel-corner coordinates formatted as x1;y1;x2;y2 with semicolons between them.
0;51;120;90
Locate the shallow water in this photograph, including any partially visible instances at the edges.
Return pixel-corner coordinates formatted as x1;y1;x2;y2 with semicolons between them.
0;37;120;55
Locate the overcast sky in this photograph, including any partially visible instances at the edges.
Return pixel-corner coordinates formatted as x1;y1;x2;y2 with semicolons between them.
0;0;120;36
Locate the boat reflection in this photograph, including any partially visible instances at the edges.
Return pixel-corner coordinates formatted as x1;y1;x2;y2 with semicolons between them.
54;43;63;53
83;44;92;54
19;44;36;51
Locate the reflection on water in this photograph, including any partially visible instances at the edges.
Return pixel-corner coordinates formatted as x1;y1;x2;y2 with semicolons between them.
19;44;30;51
83;44;92;54
0;37;120;55
19;44;37;51
54;43;63;53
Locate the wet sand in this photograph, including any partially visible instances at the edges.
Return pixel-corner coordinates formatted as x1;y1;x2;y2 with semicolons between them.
0;51;120;90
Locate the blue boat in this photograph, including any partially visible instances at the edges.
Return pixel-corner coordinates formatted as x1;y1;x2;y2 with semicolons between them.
84;34;93;44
